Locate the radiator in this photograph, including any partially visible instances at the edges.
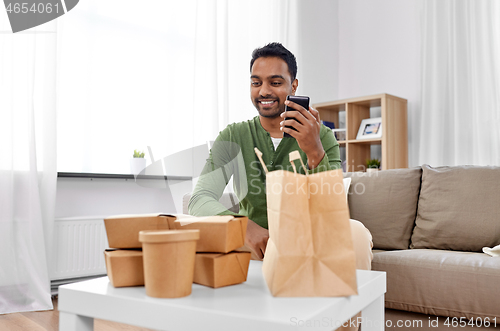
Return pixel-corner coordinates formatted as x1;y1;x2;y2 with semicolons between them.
51;216;109;281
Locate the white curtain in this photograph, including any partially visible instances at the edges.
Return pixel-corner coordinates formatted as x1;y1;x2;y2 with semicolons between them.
418;0;500;166
0;18;57;313
192;0;300;147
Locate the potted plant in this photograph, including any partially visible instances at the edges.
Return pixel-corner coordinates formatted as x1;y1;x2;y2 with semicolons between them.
365;159;380;173
130;149;146;175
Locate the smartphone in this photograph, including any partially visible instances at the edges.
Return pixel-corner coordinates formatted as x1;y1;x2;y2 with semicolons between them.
283;95;310;138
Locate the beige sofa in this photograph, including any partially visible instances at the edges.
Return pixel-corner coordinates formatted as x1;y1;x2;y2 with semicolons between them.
183;164;500;330
346;165;500;330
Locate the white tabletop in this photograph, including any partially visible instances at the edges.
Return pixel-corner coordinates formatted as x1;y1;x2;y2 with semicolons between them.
59;261;386;331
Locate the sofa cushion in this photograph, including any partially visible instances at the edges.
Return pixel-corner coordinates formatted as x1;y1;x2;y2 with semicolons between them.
372;249;500;320
345;168;421;250
411;165;500;252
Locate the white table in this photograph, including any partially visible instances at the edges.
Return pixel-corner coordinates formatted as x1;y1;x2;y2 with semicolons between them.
59;261;386;331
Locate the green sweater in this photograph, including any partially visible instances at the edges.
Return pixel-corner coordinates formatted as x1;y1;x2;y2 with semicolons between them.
188;116;341;229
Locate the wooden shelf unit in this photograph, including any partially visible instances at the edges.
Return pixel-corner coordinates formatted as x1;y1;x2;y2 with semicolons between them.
314;93;408;171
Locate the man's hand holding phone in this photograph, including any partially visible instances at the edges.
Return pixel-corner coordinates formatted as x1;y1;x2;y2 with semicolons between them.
280;95;325;169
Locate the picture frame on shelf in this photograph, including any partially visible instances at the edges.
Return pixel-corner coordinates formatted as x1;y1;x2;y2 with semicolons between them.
332;128;346;141
356;117;382;140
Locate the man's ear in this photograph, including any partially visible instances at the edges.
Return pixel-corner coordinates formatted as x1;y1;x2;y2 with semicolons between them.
291;79;298;95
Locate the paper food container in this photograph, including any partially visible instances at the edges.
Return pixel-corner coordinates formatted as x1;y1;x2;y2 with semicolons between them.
172;215;248;253
193;251;251;288
104;213;176;248
139;229;199;298
104;249;144;288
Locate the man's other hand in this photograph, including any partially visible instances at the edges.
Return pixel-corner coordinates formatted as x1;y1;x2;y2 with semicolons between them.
245;219;269;260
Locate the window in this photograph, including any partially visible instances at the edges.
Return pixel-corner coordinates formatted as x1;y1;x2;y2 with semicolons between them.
57;1;196;174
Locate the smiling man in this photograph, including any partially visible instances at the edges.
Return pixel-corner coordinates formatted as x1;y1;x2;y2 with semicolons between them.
249;48;328;170
188;43;371;270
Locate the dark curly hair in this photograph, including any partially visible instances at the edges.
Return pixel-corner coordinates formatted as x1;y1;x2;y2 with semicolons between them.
250;42;297;81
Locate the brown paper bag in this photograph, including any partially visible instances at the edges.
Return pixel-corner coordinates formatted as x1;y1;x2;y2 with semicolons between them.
256;149;357;297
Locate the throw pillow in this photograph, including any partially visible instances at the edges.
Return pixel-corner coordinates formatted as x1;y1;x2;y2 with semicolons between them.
410;164;500;252
345;168;422;250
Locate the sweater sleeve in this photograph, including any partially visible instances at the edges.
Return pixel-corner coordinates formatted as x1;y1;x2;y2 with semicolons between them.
308;127;342;174
188;130;240;217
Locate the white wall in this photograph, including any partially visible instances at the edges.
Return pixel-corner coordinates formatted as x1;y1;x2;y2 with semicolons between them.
338;0;421;166
298;0;339;103
55;144;208;219
55;177;192;219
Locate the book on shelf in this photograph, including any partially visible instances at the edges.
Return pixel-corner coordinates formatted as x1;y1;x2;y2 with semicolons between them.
321;120;335;130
